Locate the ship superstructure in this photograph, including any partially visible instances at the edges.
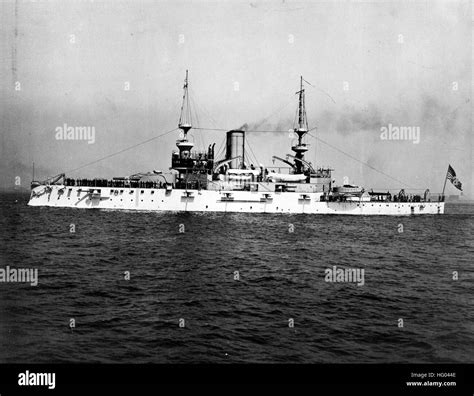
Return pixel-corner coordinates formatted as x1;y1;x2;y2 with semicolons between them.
28;72;445;215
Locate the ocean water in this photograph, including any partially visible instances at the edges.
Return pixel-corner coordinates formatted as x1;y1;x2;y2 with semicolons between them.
0;192;473;363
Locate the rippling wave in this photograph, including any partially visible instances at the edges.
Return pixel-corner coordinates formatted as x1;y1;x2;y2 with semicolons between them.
0;192;473;363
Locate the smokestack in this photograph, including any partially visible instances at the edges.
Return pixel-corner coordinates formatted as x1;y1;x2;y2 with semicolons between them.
226;130;245;169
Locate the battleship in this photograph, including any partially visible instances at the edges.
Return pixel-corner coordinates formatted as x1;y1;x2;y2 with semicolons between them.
28;72;445;215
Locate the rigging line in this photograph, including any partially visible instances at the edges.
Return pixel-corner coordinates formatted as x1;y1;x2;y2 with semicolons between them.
214;136;226;160
190;104;210;151
249;145;260;166
192;88;295;132
189;96;205;151
315;87;336;104
302;77;315;87
195;110;207;153
251;96;296;130
178;82;187;126
243;148;255;167
194;127;309;133
302;78;336;105
307;132;415;189
248;147;260;167
243;148;250;165
64;127;179;175
188;86;220;128
304;93;309;131
251;151;261;167
193;127;226;131
245;137;260;166
195;126;317;133
186;86;192;125
293;104;299;130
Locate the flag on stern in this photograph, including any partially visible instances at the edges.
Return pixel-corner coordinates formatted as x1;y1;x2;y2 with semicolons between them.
446;165;463;191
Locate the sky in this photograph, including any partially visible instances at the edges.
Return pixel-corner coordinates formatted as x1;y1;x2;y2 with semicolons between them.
0;0;472;196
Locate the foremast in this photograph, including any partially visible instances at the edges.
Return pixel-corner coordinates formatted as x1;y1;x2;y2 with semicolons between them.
292;76;309;174
171;71;214;188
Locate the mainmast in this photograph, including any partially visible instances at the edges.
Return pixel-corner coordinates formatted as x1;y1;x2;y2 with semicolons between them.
292;76;309;174
176;70;194;159
297;76;308;132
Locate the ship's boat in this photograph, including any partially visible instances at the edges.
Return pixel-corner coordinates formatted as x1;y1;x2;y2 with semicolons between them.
226;169;260;176
346;192;371;202
267;173;307;183
332;184;364;194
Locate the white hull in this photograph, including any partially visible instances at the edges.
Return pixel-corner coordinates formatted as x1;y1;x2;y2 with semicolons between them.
28;185;445;215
